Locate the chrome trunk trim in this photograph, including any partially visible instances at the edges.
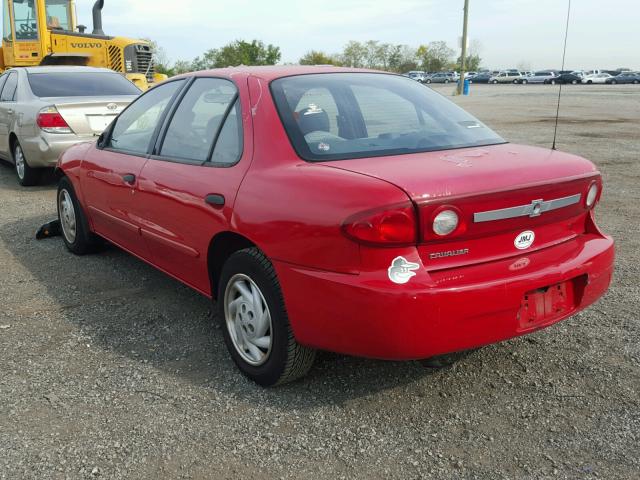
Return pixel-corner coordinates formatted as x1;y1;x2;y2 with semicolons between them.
474;194;582;223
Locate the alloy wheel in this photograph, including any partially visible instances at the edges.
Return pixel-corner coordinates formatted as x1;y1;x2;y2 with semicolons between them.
15;145;25;180
224;274;273;366
58;189;77;244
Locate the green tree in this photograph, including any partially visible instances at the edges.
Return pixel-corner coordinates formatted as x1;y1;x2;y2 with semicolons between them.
341;41;368;68
214;39;281;67
299;50;340;66
418;41;455;72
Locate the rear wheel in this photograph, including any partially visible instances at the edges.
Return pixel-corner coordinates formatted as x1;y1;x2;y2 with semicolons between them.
492;80;498;84
57;176;100;255
521;79;528;84
218;247;316;386
13;142;41;187
610;80;617;85
444;79;450;84
571;79;578;85
550;79;557;85
633;80;639;84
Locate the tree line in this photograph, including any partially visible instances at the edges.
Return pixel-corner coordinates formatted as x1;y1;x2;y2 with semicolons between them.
151;39;483;76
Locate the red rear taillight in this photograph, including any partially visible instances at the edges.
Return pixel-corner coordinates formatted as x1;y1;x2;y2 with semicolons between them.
37;107;72;134
342;203;417;246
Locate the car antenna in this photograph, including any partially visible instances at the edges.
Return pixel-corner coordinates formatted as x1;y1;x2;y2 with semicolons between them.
552;0;572;150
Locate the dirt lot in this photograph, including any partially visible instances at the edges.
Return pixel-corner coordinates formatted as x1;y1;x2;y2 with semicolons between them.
1;84;638;479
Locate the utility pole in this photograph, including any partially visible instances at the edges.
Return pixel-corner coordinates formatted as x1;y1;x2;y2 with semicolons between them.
456;0;470;95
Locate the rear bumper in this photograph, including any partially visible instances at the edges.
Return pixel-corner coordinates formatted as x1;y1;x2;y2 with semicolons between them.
20;134;94;168
275;233;614;360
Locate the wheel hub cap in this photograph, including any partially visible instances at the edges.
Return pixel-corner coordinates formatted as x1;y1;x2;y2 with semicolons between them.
58;189;77;243
224;274;273;366
15;147;25;180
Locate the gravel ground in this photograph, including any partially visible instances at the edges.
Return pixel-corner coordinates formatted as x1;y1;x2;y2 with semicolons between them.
0;84;638;479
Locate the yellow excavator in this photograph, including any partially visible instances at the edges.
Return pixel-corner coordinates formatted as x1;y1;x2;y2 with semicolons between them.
0;0;167;89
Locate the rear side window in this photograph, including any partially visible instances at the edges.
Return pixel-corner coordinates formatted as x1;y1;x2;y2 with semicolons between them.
160;78;241;164
1;73;18;102
0;75;9;97
271;73;505;162
28;72;141;97
109;80;184;155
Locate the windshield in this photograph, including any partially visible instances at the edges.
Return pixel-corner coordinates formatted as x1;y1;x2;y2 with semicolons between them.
271;73;505;162
45;0;72;31
28;72;142;97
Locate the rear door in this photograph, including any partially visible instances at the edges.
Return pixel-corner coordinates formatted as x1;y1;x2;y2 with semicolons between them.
80;79;186;258
0;72;18;156
133;76;253;295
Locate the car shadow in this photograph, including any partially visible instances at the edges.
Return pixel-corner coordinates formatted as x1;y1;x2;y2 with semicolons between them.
0;212;487;409
0;160;58;191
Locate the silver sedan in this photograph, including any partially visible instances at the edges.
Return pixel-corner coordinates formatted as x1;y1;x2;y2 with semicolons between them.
0;66;141;186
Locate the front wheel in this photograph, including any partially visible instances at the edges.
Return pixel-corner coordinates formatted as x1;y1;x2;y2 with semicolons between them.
521;79;528;84
14;142;41;187
610;80;617;85
218;248;316;386
444;79;450;84
571;80;578;85
426;79;431;84
492;80;498;84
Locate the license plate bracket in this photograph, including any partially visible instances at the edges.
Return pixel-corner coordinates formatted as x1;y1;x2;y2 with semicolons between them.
518;280;576;330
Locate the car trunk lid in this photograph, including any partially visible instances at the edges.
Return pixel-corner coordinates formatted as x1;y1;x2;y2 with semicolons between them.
324;143;600;270
41;96;134;136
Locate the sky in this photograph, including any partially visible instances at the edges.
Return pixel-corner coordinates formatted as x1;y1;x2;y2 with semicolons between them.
90;0;639;70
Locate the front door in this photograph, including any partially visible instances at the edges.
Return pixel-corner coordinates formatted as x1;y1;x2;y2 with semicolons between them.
80;79;186;258
134;76;253;295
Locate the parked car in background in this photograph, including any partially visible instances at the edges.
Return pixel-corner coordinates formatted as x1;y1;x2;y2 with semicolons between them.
546;72;583;85
582;73;613;84
425;72;455;84
523;71;557;84
469;72;491;84
606;72;640;84
490;71;523;84
0;66;140;186
405;71;427;83
55;66;614;386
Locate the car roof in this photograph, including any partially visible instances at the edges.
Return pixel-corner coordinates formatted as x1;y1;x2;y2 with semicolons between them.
14;66;117;74
173;65;390;82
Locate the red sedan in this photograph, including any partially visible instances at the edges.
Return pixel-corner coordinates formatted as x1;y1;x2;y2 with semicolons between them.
56;67;614;386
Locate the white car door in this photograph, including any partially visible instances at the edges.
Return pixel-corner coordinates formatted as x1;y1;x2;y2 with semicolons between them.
0;72;16;158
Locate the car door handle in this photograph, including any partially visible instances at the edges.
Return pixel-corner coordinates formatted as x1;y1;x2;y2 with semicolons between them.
122;174;136;184
205;194;225;207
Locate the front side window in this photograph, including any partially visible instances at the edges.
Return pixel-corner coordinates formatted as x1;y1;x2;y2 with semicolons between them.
160;78;241;163
271;73;505;162
13;0;38;40
45;0;72;31
108;80;184;155
1;73;18;102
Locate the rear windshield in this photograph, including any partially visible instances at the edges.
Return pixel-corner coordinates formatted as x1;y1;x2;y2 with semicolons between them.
271;73;505;162
28;72;142;97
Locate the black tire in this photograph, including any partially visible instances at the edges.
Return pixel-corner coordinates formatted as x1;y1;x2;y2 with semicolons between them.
611;80;617;85
444;79;450;84
492;80;498;84
587;80;593;84
521;79;528;84
550;79;557;85
13;141;41;187
633;80;639;84
57;176;100;255
571;79;578;85
426;79;431;84
217;247;316;386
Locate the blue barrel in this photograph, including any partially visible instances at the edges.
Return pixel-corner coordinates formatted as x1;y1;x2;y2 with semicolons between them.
463;78;470;95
